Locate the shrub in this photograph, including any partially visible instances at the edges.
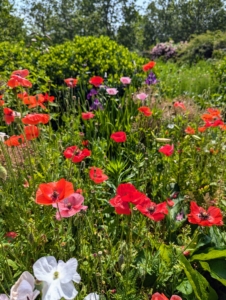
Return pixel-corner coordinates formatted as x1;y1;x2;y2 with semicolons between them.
150;41;177;61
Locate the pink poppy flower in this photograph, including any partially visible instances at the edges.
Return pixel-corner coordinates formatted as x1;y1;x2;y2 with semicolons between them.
136;93;148;101
106;88;118;95
120;77;131;85
53;193;88;220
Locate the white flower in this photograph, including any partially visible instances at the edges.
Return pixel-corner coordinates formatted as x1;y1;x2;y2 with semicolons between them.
0;272;39;300
33;256;81;300
10;271;39;300
84;293;99;300
0;132;9;142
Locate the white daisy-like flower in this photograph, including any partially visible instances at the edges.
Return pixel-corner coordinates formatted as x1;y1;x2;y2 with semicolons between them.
33;256;81;300
84;293;99;300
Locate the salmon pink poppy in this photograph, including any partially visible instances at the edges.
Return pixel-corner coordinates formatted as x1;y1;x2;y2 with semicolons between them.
4;135;25;146
110;131;127;143
7;74;32;88
151;293;182;300
82;112;95;120
142;61;156;72
136;93;148;101
138;106;153;117
173;101;186;110
89;76;104;87
120;77;131;85
35;178;74;205
64;78;78;88
89;167;108;184
159;144;174;156
22;114;50;125
184;126;195;135
136;200;168;221
24;125;40;140
53;193;88;220
64;146;91;163
106;88;118;95
187;201;223;226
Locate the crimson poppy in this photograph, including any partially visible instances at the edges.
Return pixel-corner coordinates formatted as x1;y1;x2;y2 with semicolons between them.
89;76;104;87
136;200;168;221
24;125;40;140
110;131;127;143
35;178;74;205
81;112;95;120
142;61;156;72
5;231;18;239
184;126;195;135
22;114;50;125
64;78;78;88
89;167;108;184
64;146;91;163
4;135;25;146
138;106;153;117
159;144;174;156
116;183;146;205
187;201;223;226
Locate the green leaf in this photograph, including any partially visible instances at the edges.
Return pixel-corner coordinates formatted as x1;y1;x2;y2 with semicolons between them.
177;279;193;295
200;260;226;286
7;259;18;271
179;254;218;300
191;248;226;261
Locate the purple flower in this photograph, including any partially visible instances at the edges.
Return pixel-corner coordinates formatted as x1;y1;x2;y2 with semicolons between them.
87;88;98;100
145;72;158;85
176;212;184;221
90;99;103;111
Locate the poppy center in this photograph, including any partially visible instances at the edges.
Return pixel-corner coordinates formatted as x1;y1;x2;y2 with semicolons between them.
66;202;72;209
51;191;59;201
53;271;59;280
199;211;209;220
147;206;155;213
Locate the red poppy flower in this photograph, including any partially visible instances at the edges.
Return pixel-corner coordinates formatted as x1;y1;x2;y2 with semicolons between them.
4;135;25;146
151;293;182;300
89;167;108;184
82;112;95;120
22;114;50;125
159;144;174;156
207;108;221;118
184;126;195;135
173;101;186;110
7;75;32;88
89;76;104;87
109;195;131;215
64;145;91;163
11;69;29;77
138;106;153;117
43;93;55;102
198;126;206;133
17;92;29;100
35;178;74;205
24;125;40;140
110;131;127;143
5;231;18;239
205;119;224;128
116;183;146;205
142;61;156;72
201;113;214;122
136;200;168;221
187;201;223;226
82;140;89;146
3;108;15;125
0;95;4;106
64;78;78;88
22;94;46;109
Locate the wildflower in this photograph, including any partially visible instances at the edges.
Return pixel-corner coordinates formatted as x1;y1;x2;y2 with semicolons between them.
0;132;9;142
7;69;32;88
33;256;81;300
176;212;184;221
136;93;148;101
84;293;100;300
35;178;74;205
159;144;174;156
3;108;20;125
110;131;127;143
90;99;103;111
142;61;156;72
22;114;50;125
145;72;158;85
89;76;104;87
187;201;223;226
75;188;83;194
136;200;168;221
43;93;55;102
4;135;25;147
24;125;40;140
2;271;40;300
82;112;95;120
120;77;131;85
89;167;108;184
173;101;186;110
5;231;18;240
0;95;4;106
87;88;98;100
201;113;214;122
167;199;174;207
138;106;152;117
64;145;91;163
53;193;88;220
198;126;206;133
109;195;131;215
64;78;78;88
22;94;47;109
151;292;182;300
185;126;195;135
82;140;89;146
207;108;221;118
106;88;118;95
